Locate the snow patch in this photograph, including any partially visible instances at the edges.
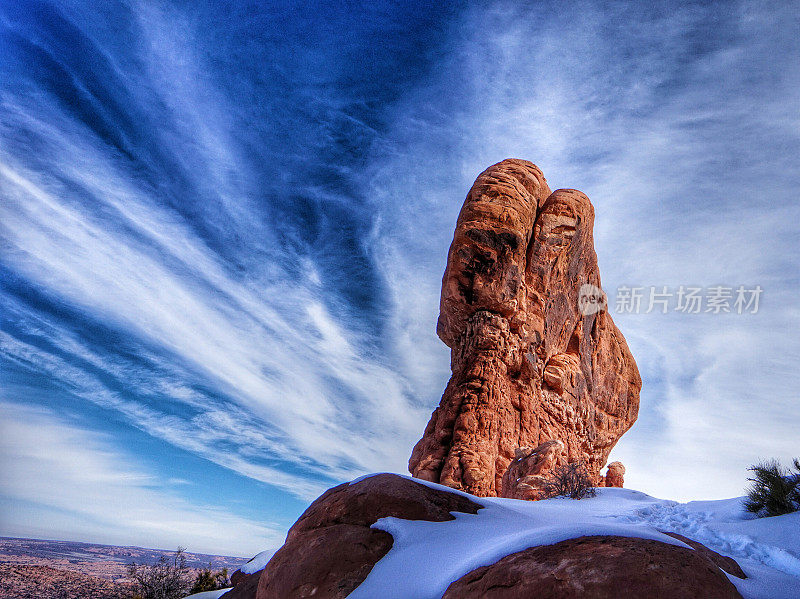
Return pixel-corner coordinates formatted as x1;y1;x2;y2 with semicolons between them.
182;590;231;599
348;485;685;599
345;475;800;599
240;548;275;574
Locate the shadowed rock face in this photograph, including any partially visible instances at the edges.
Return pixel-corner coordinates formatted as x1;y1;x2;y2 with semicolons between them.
409;159;641;496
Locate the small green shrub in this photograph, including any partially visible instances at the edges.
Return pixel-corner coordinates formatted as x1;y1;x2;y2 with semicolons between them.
744;458;800;517
190;567;230;593
190;569;217;594
127;547;191;599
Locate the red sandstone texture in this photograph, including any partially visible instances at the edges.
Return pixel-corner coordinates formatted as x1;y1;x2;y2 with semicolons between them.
441;535;744;599
603;461;625;488
500;439;567;500
409;159;641;497
223;569;260;599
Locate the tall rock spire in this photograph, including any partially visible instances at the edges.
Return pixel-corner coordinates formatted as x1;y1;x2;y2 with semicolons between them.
409;159;641;497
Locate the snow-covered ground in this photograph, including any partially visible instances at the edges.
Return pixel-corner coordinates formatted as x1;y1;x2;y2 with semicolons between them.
348;476;800;599
195;475;800;598
239;549;275;575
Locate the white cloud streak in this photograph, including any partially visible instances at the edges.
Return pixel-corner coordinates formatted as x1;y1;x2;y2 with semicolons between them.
0;43;432;491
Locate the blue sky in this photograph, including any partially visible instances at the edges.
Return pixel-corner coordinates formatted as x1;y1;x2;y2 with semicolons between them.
1;0;798;556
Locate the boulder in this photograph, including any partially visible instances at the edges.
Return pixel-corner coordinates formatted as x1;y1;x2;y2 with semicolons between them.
603;461;625;488
442;535;745;599
409;159;641;496
248;473;481;599
221;475;746;599
500;440;567;500
221;569;260;599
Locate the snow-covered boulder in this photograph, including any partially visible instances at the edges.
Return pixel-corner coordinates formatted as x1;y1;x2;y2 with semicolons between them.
222;473;800;598
442;535;742;598
226;473;480;599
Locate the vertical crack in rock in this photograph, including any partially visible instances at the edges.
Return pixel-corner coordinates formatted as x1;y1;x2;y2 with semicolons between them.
409;159;641;497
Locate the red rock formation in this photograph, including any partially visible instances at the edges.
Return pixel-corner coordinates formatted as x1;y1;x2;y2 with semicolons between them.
222;569;260;599
442;535;744;599
247;474;481;599
409;159;641;496
603;461;626;488
500;439;567;500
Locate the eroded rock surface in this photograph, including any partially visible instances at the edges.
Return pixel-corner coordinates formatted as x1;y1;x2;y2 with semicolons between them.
442;535;744;599
602;461;626;488
409;159;641;496
500;439;566;500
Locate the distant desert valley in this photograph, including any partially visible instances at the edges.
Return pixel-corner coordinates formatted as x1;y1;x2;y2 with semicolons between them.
0;537;246;599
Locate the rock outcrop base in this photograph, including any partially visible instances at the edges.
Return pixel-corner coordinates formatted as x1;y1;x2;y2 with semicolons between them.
500;439;567;500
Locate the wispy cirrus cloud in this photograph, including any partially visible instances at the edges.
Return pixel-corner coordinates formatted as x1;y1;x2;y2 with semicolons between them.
1;0;799;554
0;152;424;496
0;0;435;521
363;0;800;500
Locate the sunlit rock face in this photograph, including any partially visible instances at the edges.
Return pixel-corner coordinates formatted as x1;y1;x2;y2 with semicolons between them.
500;440;567;501
409;159;641;497
603;461;626;488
